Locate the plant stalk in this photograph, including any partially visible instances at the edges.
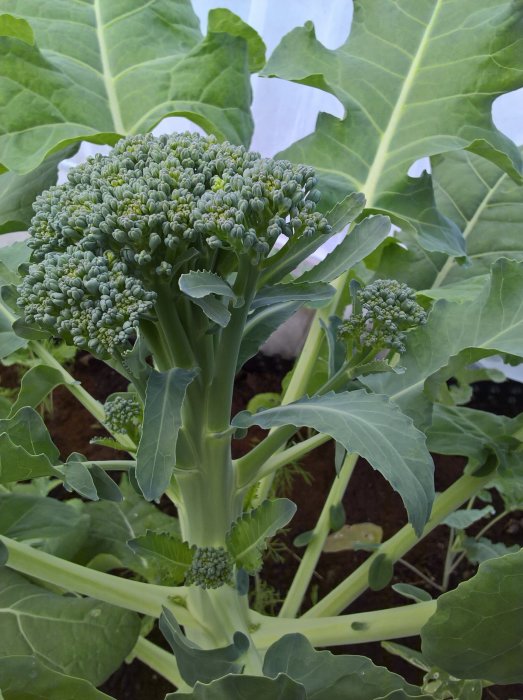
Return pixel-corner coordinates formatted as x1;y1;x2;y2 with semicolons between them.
303;468;493;618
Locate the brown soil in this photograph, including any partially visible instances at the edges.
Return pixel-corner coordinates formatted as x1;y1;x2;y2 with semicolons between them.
1;353;522;699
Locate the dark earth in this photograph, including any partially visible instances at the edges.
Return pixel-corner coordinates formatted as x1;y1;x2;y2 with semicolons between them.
1;353;522;699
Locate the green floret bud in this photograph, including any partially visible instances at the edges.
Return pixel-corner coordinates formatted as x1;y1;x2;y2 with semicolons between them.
104;395;142;434
339;279;427;354
185;546;234;589
17;247;156;359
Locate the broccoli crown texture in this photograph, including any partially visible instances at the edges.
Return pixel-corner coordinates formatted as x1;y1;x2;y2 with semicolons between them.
18;132;329;356
104;395;142;434
340;279;427;354
185;546;234;589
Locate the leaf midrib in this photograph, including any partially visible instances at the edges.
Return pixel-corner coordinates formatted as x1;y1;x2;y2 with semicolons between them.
93;0;125;134
362;0;443;206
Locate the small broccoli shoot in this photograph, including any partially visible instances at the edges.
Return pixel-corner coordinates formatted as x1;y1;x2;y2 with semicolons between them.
104;395;142;436
185;546;234;590
339;279;427;354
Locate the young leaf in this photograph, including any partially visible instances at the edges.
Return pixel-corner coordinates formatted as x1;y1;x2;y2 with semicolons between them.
263;633;426;699
460;536;519;565
129;531;193;585
441;506;495;530
232;391;434;536
325;191;366;233
296;215;391;283
208;8;266;73
421;549;523;684
159;608;250;686
0;13;34;44
263;1;523;251
88;464;122;502
226;499;297;574
237;300;302;370
368;553;394;591
0;568;140;685
0;656;113;700
136;368;199;501
61;454;98;501
323;523;383;553
0;2;258;173
251;281;335;309
0;297;26;359
179;270;236;300
9;365;71;416
392;583;432;604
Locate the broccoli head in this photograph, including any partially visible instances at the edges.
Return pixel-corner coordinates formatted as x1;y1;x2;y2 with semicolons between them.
339;279;427;354
103;394;142;435
18;132;330;357
185;546;234;589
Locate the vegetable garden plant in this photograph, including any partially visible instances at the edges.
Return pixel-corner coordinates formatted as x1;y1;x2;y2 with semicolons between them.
0;1;522;698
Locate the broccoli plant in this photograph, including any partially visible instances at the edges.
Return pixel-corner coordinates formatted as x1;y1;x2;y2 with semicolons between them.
0;1;522;699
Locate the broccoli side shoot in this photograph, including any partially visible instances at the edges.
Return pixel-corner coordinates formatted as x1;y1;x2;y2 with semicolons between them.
185;546;234;590
339;279;427;354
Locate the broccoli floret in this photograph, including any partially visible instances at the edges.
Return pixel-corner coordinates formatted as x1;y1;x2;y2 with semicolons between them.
185;546;234;589
17;248;155;358
19;133;330;356
104;395;142;434
339;279;427;354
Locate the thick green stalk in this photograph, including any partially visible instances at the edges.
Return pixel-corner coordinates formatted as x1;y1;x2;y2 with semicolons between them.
155;286;196;369
0;535;192;624
303;468;493;618
251;600;437;649
279;452;358;617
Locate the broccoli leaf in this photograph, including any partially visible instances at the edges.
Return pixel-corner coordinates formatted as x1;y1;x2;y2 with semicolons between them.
0;568;140;685
296;215;391;284
263;0;523;254
232;391;434;536
129;531;193;585
137;368;199;501
9;365;72;416
264;634;427;699
0;2;259;173
169;673;306;700
160;608;250;686
226;499;297;574
422;549;523;684
0;656;113;700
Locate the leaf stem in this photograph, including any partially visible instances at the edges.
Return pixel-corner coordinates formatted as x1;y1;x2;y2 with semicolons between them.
279;452;358;618
302;467;493;618
251;600;437;649
131;636;188;690
0;535;194;624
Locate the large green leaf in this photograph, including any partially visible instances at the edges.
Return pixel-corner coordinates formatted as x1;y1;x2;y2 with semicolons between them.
263;0;523;255
226;499;297;574
366;259;523;420
0;2;259;173
377;147;523;289
0;568;140;685
432;147;523;285
169;674;306;700
9;364;71;416
264;634;426;699
421;549;523;684
160;608;249;687
0;493;90;560
0;147;75;233
232;391;434;536
136;367;198;501
427;405;523;467
0;656;113;700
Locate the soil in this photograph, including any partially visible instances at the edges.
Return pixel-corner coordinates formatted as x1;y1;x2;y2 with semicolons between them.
1;353;522;699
